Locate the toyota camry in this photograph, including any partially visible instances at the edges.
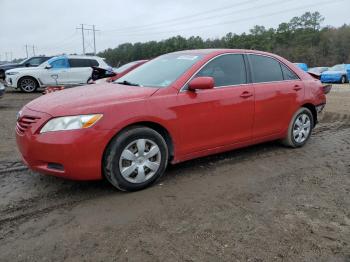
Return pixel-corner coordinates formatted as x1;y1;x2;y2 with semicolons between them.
16;49;327;191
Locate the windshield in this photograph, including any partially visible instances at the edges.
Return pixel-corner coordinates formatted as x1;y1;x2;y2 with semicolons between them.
329;64;345;71
115;54;203;87
19;58;31;65
115;61;140;73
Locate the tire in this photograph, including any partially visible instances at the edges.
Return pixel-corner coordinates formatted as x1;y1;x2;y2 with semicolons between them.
340;75;346;84
103;127;168;191
281;107;314;148
18;76;39;93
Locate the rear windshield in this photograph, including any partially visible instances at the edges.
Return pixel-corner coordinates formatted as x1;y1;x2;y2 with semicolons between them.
115;54;203;87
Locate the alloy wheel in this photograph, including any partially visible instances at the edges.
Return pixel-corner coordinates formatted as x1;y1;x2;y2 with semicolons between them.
20;78;36;92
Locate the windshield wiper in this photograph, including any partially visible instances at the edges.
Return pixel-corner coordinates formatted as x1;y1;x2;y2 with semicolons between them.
115;80;140;86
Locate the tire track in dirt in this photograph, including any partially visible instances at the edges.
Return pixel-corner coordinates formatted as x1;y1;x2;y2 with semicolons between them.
1;112;349;239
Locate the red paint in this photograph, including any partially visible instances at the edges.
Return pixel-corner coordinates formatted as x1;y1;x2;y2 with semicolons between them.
188;77;214;90
16;49;326;181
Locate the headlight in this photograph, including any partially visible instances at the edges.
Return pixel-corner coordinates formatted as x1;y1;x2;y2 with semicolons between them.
6;72;19;75
40;114;103;133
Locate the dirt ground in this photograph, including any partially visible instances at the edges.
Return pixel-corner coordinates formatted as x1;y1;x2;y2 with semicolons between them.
0;85;349;262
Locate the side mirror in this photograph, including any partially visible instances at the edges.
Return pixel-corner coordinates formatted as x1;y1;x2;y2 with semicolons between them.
45;65;52;69
25;63;30;67
188;77;214;91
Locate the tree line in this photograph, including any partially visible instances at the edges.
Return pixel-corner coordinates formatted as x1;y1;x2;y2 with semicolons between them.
99;12;349;68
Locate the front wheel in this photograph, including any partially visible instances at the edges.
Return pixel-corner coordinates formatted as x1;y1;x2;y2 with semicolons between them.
103;127;168;191
282;107;314;148
18;77;38;93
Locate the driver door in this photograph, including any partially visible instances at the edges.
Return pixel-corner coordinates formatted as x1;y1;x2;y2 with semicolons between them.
39;58;70;86
175;54;254;155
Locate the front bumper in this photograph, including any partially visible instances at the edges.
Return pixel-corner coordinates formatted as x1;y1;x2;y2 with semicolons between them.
5;75;17;88
16;107;111;180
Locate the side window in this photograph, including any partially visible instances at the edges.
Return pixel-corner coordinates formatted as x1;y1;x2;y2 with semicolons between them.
69;59;94;67
249;55;283;83
196;54;247;86
27;57;42;66
281;63;299;80
89;59;99;66
50;59;68;69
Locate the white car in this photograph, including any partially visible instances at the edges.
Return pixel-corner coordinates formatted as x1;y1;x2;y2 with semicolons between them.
5;55;110;93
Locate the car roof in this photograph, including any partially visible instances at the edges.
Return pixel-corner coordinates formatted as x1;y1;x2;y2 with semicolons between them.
168;49;279;56
51;55;103;60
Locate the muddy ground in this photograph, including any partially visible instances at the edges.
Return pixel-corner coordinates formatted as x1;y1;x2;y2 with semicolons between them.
0;85;349;261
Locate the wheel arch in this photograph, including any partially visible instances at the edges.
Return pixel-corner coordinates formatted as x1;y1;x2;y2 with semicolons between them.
103;120;175;164
17;75;40;89
301;103;317;127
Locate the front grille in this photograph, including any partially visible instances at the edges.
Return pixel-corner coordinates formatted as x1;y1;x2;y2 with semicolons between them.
16;115;41;134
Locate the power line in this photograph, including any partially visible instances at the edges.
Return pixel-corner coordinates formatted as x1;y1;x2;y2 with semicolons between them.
103;0;345;38
103;0;293;35
103;0;258;33
76;24;99;55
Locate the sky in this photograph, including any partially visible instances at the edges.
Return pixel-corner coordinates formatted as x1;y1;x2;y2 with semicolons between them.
0;0;349;60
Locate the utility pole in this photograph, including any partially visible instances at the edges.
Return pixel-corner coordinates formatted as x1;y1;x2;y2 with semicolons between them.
76;24;86;55
76;24;99;55
25;45;29;58
93;25;96;55
32;45;36;56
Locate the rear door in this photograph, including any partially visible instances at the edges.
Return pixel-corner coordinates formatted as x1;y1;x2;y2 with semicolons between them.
247;54;304;139
67;58;93;84
176;53;254;155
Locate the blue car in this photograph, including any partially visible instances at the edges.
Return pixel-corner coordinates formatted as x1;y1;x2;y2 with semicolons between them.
321;64;350;84
294;63;308;72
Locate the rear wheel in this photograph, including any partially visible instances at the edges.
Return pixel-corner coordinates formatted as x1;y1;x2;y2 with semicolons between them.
282;107;314;148
18;77;38;93
103;127;168;191
340;75;346;84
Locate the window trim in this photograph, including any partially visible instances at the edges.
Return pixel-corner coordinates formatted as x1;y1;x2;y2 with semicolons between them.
180;53;250;92
246;53;301;84
280;62;300;81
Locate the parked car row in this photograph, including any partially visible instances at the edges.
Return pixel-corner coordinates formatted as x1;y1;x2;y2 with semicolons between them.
295;62;350;84
5;55;111;93
320;64;350;84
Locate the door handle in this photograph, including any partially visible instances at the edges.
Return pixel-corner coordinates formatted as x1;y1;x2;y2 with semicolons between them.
240;91;253;98
293;85;302;91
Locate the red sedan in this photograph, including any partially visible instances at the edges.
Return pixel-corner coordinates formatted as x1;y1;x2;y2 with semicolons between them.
16;49;326;191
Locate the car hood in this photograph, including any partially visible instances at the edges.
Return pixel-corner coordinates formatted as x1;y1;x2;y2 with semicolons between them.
25;83;159;116
6;66;41;73
0;63;21;70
